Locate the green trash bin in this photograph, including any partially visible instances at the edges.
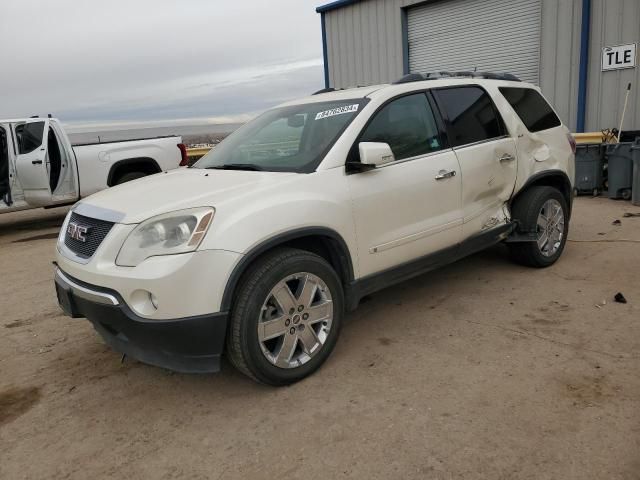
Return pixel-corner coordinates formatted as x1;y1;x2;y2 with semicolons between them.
574;144;604;196
606;143;633;200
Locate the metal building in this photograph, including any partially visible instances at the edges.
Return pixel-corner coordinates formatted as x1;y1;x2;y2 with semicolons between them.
317;0;639;132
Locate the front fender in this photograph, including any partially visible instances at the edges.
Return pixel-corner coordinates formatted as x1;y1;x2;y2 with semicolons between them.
199;168;359;274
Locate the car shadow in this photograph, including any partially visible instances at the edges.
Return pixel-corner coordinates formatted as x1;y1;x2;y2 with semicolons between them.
0;208;69;239
44;243;524;402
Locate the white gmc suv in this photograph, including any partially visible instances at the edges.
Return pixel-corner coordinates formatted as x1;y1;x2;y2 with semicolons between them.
54;73;575;385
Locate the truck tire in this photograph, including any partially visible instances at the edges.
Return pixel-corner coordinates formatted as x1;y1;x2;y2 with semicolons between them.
114;171;146;185
508;186;569;268
226;248;344;385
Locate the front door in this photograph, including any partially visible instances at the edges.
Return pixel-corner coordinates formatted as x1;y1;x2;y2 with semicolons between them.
347;92;463;277
13;119;52;207
0;126;10;209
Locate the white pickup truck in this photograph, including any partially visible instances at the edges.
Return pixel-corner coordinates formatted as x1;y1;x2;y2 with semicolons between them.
0;117;187;213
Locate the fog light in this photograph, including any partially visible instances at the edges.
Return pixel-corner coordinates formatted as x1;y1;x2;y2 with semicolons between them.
130;289;158;316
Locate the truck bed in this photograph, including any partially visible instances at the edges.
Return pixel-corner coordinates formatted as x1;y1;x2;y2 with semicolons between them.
71;135;180;147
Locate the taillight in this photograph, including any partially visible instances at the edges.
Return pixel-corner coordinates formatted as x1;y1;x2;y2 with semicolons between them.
567;134;576;155
177;143;189;166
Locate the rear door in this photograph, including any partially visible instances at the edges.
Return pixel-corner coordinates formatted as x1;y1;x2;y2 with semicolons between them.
347;92;462;277
48;120;79;201
433;86;517;238
13;119;52;206
497;86;570;185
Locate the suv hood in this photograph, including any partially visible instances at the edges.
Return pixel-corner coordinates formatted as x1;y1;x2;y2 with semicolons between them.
77;168;297;224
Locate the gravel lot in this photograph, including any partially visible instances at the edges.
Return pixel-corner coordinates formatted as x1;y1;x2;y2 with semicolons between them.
1;197;639;480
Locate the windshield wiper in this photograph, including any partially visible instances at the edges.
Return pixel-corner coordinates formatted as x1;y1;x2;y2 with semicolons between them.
206;163;263;171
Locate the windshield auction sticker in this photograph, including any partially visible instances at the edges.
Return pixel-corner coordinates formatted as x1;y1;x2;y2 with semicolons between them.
315;104;359;120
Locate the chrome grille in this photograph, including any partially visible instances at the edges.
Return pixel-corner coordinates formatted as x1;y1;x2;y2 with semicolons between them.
64;212;115;259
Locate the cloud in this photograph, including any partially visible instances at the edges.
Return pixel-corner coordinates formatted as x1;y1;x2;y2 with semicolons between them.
60;59;325;126
0;0;324;126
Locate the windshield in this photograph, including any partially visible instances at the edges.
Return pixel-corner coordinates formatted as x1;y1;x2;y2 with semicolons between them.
193;99;368;173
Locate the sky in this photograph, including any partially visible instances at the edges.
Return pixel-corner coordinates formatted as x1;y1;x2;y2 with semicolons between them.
0;0;325;129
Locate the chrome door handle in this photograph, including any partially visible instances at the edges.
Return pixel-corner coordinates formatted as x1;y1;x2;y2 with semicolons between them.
32;160;43;165
435;170;456;180
499;153;516;162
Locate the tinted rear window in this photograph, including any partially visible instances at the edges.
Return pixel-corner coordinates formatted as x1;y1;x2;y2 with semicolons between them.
499;87;561;132
434;86;505;147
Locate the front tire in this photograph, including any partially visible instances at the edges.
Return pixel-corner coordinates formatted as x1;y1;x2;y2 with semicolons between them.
508;186;569;268
226;248;344;385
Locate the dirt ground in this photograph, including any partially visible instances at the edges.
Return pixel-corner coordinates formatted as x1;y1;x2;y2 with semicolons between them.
1;197;639;480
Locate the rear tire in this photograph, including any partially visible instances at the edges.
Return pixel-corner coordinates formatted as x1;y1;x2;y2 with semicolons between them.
508;186;569;268
226;248;344;385
114;171;146;185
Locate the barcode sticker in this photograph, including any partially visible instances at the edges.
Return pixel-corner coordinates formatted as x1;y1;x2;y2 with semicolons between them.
315;104;359;120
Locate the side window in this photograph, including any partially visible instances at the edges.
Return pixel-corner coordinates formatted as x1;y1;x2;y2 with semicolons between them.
434;87;505;147
499;87;561;132
15;121;45;155
360;93;443;161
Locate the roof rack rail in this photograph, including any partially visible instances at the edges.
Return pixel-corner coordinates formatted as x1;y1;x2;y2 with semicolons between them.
475;72;521;81
312;87;336;95
393;73;426;84
392;71;521;84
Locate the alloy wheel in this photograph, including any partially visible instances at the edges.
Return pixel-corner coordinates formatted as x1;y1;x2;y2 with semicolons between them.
536;199;564;257
257;272;333;369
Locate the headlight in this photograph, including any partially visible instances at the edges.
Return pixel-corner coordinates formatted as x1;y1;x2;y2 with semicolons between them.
116;207;214;266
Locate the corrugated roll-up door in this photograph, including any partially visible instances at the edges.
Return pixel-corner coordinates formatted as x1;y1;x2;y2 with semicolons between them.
407;0;542;84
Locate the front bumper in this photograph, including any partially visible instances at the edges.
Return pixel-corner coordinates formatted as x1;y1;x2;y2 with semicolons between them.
54;268;228;373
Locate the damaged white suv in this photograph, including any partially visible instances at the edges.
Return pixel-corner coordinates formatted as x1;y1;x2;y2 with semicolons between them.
55;73;575;385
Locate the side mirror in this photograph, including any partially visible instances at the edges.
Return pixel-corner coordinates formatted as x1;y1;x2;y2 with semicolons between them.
359;142;395;167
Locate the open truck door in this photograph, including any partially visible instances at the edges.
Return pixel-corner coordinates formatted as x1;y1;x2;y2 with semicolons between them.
13;119;52;207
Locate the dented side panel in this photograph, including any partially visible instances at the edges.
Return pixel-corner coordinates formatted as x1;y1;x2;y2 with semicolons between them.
485;83;575;199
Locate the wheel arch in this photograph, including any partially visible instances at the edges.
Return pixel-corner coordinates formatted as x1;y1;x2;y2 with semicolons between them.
220;227;355;312
510;170;573;218
107;157;161;186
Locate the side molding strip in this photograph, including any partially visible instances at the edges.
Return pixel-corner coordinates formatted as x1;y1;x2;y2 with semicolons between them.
347;223;514;310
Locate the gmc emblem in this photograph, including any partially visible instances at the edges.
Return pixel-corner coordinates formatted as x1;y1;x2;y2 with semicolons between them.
67;222;91;242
